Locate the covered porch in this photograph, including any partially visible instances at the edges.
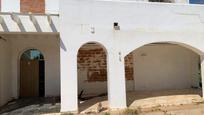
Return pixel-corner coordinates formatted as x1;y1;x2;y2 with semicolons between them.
0;12;60;107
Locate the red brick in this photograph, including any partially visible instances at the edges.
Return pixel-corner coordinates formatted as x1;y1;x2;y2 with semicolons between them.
20;0;45;13
125;53;134;80
78;44;134;82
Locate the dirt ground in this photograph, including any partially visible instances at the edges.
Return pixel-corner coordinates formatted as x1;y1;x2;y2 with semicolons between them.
1;89;204;115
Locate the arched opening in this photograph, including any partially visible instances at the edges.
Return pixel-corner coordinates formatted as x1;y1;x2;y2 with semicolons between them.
20;49;45;97
125;42;202;108
77;42;108;113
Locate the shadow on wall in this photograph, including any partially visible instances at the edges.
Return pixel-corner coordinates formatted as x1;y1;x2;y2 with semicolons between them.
60;38;67;51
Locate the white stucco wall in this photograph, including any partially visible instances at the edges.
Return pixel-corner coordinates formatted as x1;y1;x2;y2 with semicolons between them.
8;34;60;98
45;0;59;14
0;39;12;106
78;71;134;95
78;74;107;95
132;44;200;91
60;0;204;112
1;0;20;12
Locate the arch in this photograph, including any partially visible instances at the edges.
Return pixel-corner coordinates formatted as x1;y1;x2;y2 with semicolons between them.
18;47;46;61
124;41;204;57
19;49;45;97
77;42;109;112
20;49;44;60
124;41;202;107
77;41;108;55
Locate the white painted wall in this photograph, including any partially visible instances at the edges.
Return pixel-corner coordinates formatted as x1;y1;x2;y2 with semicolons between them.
60;0;204;112
45;0;59;14
0;39;12;106
1;0;20;12
78;71;107;95
133;44;200;91
0;0;193;13
78;72;134;95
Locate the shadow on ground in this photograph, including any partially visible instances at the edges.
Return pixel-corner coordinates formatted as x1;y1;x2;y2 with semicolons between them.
0;97;60;115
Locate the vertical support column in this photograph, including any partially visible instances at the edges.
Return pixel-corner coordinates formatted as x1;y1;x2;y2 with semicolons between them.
107;50;127;109
60;46;78;112
200;55;204;97
0;42;2;106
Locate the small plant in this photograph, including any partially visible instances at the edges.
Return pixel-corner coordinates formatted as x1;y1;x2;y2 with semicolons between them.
151;105;162;112
103;112;110;115
61;113;74;115
123;108;139;115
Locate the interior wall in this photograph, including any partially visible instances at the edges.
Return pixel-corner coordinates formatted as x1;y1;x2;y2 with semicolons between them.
0;39;12;106
10;34;60;98
133;44;200;91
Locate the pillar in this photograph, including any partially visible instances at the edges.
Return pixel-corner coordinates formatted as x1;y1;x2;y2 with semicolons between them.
200;55;204;97
60;47;78;112
107;50;127;109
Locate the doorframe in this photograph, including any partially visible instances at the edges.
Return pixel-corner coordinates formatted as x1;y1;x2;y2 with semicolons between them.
17;47;46;98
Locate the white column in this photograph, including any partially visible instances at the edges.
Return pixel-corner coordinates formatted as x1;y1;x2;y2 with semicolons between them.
0;42;2;106
200;55;204;97
60;48;78;112
107;50;127;109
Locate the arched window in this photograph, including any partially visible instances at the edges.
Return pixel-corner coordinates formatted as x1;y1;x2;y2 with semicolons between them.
21;49;44;60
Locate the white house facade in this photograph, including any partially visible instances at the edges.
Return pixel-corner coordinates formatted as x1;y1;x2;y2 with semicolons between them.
0;0;204;113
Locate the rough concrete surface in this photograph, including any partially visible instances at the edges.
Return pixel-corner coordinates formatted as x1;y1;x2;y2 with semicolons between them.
0;89;204;115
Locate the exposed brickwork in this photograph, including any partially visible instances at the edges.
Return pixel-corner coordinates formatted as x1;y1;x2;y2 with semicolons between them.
20;0;45;13
125;53;134;80
78;44;134;82
78;44;107;82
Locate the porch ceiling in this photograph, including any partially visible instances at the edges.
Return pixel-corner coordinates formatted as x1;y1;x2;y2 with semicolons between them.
0;12;59;33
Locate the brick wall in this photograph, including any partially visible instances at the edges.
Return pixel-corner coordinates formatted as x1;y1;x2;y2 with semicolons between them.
78;44;134;82
20;0;45;13
78;44;107;82
125;53;134;80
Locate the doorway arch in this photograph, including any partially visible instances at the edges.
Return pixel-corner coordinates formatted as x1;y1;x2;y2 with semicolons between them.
77;42;108;112
124;42;202;107
20;49;45;97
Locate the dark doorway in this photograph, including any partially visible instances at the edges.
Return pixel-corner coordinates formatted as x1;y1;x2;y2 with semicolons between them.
20;49;45;98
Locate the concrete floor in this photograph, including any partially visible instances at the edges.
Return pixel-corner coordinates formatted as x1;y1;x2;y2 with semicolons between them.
0;89;203;114
0;97;60;115
79;88;203;114
127;89;203;108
